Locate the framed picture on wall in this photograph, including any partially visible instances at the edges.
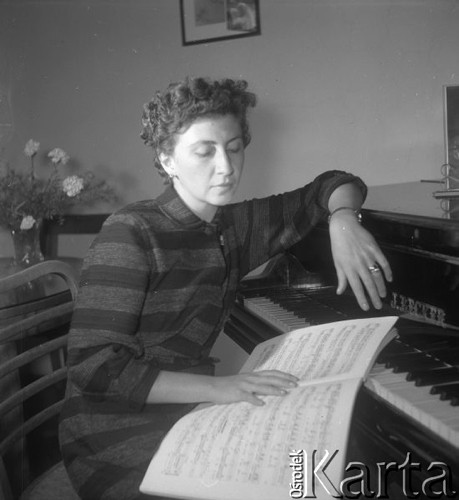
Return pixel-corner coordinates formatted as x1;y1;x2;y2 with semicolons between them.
443;85;459;190
180;0;261;46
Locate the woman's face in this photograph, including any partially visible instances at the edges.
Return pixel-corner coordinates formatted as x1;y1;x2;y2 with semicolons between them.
160;114;245;222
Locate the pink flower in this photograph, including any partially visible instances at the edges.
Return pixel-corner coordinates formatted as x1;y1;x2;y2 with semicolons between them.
24;139;40;157
20;215;36;230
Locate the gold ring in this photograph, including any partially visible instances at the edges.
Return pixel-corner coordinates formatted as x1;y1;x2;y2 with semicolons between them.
368;265;380;274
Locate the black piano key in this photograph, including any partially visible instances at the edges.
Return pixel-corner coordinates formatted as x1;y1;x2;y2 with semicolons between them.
409;367;459;386
381;350;426;363
382;348;419;358
401;332;451;345
436;348;459;366
430;382;459;405
422;345;457;359
377;345;417;364
406;365;452;380
402;336;459;366
390;356;442;373
404;341;459;366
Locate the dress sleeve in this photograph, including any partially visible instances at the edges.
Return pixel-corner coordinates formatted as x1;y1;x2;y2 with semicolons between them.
66;212;159;410
230;170;367;275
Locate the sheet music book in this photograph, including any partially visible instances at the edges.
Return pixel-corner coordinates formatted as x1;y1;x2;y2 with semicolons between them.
140;316;398;500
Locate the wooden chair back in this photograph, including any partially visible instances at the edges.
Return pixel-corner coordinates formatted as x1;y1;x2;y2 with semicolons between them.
0;261;78;500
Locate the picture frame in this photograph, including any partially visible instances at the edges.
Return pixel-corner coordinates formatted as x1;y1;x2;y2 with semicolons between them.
443;85;459;190
180;0;261;46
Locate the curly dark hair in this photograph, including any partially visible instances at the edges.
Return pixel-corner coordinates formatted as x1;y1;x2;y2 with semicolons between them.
140;77;257;182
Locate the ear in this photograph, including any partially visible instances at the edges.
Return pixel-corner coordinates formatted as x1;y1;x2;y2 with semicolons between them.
159;152;174;176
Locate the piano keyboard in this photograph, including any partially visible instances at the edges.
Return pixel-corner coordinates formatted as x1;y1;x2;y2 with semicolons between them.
243;291;459;449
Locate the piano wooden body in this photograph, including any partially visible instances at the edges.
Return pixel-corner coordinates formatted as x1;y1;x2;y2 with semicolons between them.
224;182;459;498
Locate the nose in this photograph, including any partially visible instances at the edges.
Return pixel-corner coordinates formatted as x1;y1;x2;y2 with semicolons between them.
216;149;234;176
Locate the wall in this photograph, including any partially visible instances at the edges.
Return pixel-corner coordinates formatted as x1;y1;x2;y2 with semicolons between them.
1;0;459;257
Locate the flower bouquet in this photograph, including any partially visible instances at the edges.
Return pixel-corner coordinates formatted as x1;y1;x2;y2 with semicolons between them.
0;139;116;266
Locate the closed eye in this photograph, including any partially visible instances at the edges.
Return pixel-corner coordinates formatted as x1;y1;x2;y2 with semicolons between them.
227;140;244;154
195;147;215;158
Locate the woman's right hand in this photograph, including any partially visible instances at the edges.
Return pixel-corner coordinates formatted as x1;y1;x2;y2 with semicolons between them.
211;370;299;406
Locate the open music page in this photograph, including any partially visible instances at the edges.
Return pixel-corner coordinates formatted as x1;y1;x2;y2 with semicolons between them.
241;316;399;384
140;316;398;500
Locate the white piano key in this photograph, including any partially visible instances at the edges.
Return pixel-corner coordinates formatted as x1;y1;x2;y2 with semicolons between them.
365;365;459;447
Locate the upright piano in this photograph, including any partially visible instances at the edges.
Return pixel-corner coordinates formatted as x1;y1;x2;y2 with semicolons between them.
224;181;459;498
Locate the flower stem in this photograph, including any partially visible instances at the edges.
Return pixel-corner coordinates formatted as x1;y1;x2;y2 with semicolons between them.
30;155;35;180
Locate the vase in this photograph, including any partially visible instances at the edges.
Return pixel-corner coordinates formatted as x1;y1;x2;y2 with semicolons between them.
10;219;44;268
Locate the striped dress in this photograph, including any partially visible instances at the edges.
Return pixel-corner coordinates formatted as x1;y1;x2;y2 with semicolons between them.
59;170;366;499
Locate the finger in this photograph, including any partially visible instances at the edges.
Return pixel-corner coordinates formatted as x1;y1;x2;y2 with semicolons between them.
359;270;383;310
377;256;393;283
248;373;298;388
370;249;393;283
370;268;387;298
253;370;299;384
242;392;266;406
365;263;387;298
244;379;294;395
335;267;348;295
365;255;391;299
346;273;371;311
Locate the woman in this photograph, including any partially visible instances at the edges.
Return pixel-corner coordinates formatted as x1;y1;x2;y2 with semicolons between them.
59;77;391;500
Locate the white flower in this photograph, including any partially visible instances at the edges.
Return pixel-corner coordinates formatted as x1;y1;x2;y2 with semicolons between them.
24;139;40;157
20;215;36;230
62;175;84;197
48;147;70;165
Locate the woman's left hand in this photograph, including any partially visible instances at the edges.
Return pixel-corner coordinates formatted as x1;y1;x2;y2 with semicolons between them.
329;212;392;310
